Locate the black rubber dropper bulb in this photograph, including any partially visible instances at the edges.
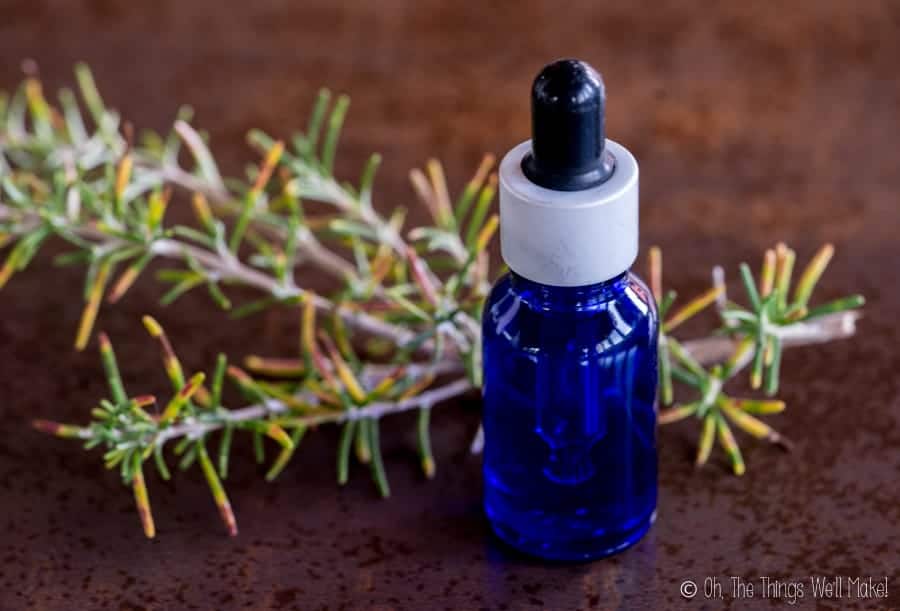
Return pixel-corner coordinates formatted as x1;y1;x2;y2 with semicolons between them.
521;59;616;191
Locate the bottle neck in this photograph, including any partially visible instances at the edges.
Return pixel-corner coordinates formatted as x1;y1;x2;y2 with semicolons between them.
509;270;630;310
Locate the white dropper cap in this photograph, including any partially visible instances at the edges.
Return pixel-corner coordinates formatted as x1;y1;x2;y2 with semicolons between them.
498;59;639;287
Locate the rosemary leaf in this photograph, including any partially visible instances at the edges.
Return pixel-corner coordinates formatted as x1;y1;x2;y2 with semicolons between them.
417;407;435;479
337;420;357;485
739;262;761;312
367;418;391;498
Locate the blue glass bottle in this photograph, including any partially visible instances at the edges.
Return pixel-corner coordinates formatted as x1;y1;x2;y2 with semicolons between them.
482;271;658;561
482;59;658;561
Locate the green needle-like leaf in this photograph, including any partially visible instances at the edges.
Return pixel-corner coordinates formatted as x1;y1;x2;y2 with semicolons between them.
252;430;265;464
663;286;723;332
658;290;677;320
793;244;834;308
667;337;706;380
74;63;107;128
358;153;381;209
197;442;238;536
218;424;234;479
716;413;745;476
266;426;306;482
658;340;674;406
739;262;761;312
764;336;783;396
207;354;227;409
454;154;495;225
367;418;390;498
98;332;127;405
464;174;497;249
303;88;331;158
750;338;765;390
321;95;349;175
354;418;372;464
337;420;357;485
153;444;171;481
727;398;786;415
802;294;865;321
696;414;715;467
658;402;698;425
417;407;435;479
774;243;796;311
131;455;156;539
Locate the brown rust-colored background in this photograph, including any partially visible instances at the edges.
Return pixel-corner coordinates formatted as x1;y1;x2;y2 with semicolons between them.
1;1;898;610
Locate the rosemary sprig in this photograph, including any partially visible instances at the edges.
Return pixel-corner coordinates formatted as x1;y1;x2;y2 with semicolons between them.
3;65;495;535
654;242;863;474
658;338;790;475
33;316;473;536
3;65;868;539
0;64;495;360
719;243;864;395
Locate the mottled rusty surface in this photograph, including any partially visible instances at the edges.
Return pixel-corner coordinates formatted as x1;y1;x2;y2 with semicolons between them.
0;1;898;610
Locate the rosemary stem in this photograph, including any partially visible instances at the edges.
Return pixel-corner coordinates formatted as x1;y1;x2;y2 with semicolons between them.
150;239;409;343
46;309;857;451
681;310;860;367
468;310;861;455
157;161;360;283
152;377;474;447
0;201;415;345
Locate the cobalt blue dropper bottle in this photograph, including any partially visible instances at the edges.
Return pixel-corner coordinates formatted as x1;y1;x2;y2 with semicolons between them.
481;59;659;561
